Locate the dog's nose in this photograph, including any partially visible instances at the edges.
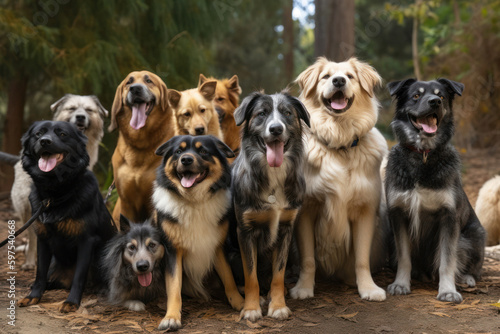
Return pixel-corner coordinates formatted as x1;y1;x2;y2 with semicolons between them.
269;124;283;136
40;136;52;146
129;84;143;94
76;115;86;122
332;76;346;88
181;155;194;166
195;127;205;135
136;260;150;273
428;97;442;108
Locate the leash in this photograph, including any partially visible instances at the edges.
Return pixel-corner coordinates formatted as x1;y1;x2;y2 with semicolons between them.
0;199;50;249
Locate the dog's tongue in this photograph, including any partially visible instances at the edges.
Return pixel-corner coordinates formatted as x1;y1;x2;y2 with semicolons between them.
266;141;284;167
130;103;148;130
38;154;61;172
137;272;152;287
181;173;200;188
417;115;438;133
330;97;347;110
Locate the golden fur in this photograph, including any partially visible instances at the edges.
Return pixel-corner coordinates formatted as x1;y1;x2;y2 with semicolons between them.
475;175;500;246
109;71;174;224
290;57;388;302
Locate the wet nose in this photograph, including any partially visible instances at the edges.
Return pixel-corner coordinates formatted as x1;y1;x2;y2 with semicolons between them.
136;260;150;272
129;84;143;94
195;126;205;135
428;97;442;109
76;115;86;122
181;155;194;166
332;76;346;88
40;136;52;146
269;124;283;136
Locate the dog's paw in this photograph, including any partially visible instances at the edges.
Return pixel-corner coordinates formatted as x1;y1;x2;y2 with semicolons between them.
359;285;386;301
387;283;411;296
21;263;35;271
158;317;182;331
60;301;79;313
289;284;314;300
267;305;291;320
124;300;146;311
437;291;462;303
239;308;262;322
18;297;40;307
460;275;476;288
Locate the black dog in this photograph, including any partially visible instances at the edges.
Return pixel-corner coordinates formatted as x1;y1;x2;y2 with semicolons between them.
385;79;485;303
18;121;116;312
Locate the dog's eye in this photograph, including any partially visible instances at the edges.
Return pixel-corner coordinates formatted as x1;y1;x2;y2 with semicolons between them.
69;107;76;111
59;132;66;137
128;244;136;252
258;111;266;117
200;108;206;113
413;94;420;99
199;148;207;155
145;78;153;84
217;97;225;102
175;149;182;155
347;74;354;79
35;131;42;138
322;74;330;80
126;77;134;85
184;112;191;117
85;108;93;113
284;111;292;117
148;242;157;250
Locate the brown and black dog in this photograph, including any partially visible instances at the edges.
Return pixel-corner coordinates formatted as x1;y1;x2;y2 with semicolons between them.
109;71;174;224
199;74;242;158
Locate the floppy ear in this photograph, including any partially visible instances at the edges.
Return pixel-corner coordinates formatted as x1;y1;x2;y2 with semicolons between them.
50;94;71;114
89;95;109;118
296;57;327;99
155;136;180;157
109;78;126;132
387;78;417;97
21;122;38;153
168;89;182;109
198;74;209;87
119;214;131;232
351;58;382;98
234;91;263;126
158;76;170;112
437;78;464;96
213;137;235;159
286;93;310;128
199;81;217;101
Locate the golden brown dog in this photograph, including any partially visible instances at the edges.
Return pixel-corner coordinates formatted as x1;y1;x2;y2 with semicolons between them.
109;71;174;224
168;80;223;141
199;74;242;157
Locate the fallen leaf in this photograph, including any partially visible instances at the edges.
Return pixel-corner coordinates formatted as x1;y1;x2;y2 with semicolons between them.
429;312;451;318
246;320;261;329
336;311;359;322
302;322;319;327
471;299;480;305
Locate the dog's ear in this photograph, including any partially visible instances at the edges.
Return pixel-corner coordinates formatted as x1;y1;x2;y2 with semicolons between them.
199;80;217;101
198;74;209;87
283;92;310;128
437;78;464;97
89;95;109;118
119;214;131;232
296;57;328;100
387;78;417;97
21;122;38;153
213;137;235;159
109;77;127;132
158;76;170;112
50;94;72;115
155;136;180;157
226;75;242;108
234;91;263;126
351;58;382;98
168;89;182;109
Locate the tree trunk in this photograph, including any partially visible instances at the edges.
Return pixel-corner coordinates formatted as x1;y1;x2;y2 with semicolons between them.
412;0;422;80
314;0;355;61
283;0;294;84
0;76;28;192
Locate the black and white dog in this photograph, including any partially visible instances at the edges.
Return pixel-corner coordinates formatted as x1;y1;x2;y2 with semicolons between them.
231;91;310;321
385;78;485;303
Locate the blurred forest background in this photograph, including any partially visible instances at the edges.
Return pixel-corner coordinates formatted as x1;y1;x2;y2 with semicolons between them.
1;0;499;192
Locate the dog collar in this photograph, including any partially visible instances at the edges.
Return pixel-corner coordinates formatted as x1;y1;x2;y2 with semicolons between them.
406;145;431;163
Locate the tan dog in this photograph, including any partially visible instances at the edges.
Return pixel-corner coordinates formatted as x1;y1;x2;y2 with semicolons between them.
168;80;223;140
199;74;242;156
109;71;174;224
290;57;388;302
476;175;500;246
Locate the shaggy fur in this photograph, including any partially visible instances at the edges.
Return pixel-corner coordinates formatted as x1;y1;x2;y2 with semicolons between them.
290;57;388;302
385;78;485;303
476;175;500;246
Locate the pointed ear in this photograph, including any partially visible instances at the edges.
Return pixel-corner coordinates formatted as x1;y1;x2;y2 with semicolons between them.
213;137;235;158
158;77;170;111
199;81;217;101
89;95;109;118
227;75;242;95
198;74;209;87
168;89;182;109
351;58;382;98
296;57;327;99
50;94;71;114
437;78;464;96
387;78;417;97
285;93;310;128
109;77;127;132
155;136;180;157
119;214;131;232
234;91;263;126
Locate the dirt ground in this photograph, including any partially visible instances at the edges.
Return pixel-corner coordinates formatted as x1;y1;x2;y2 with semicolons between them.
1;148;500;334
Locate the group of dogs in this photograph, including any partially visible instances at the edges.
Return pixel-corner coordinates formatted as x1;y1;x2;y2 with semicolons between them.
1;56;497;331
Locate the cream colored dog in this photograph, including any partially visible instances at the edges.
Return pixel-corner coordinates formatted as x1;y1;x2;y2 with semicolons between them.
475;175;500;246
290;57;388;301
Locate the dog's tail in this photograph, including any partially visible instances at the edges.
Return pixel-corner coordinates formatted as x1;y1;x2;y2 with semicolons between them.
0;151;20;166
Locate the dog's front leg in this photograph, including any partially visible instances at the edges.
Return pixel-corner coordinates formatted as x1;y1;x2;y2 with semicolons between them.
238;227;261;322
61;235;99;312
352;208;386;301
436;210;462;303
289;209;316;300
18;237;52;306
214;246;244;311
387;208;412;296
158;248;183;330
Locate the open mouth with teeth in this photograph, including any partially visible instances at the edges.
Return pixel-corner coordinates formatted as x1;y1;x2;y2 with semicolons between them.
410;113;439;135
323;91;354;114
178;169;208;188
129;96;156;130
74;122;88;133
38;152;66;172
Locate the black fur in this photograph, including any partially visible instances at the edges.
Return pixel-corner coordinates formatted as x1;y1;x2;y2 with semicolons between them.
19;120;116;311
385;79;485;303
